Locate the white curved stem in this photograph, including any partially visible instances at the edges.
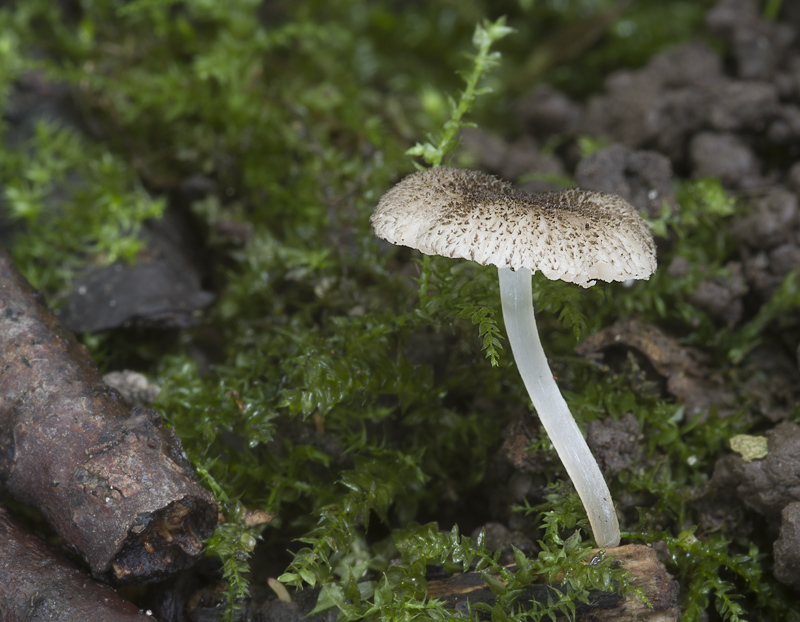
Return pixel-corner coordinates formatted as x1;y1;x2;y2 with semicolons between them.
498;267;620;548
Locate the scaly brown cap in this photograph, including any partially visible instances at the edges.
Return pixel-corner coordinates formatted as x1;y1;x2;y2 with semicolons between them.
371;167;657;288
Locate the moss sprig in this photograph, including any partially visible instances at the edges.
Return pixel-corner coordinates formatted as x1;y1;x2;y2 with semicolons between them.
406;17;513;168
196;466;258;622
278;451;429;592
285;502;642;622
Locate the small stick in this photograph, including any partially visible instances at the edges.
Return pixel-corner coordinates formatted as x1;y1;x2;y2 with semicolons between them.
0;248;217;583
0;506;154;621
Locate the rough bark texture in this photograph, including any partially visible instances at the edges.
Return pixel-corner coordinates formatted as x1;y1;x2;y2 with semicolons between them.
584;545;680;622
0;506;156;621
0;248;217;583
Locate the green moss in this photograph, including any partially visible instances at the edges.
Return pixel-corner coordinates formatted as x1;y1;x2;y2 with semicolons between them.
2;118;165;300
2;1;798;621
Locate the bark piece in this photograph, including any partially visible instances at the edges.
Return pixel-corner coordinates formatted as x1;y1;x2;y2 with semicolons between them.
583;545;680;622
57;255;214;333
57;205;215;334
0;249;217;583
0;506;154;622
576;317;734;419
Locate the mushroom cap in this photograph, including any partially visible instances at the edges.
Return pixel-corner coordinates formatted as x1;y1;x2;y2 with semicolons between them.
371;167;657;288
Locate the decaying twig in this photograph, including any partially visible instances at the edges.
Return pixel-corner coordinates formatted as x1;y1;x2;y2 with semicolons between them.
0;506;154;621
254;544;679;622
581;545;680;622
0;248;217;583
427;544;679;622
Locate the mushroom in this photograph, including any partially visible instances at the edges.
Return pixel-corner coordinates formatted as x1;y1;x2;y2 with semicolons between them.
371;167;657;548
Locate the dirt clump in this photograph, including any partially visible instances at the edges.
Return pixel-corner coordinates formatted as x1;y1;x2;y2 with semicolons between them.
712;422;800;519
774;502;800;591
586;413;640;479
574;144;675;218
710;422;800;588
734;189;800;300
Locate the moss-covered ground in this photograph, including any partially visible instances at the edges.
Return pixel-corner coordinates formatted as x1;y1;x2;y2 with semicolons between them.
2;1;800;620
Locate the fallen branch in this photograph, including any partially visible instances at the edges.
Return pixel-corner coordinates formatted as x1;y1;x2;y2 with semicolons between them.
0;506;154;621
0;248;217;583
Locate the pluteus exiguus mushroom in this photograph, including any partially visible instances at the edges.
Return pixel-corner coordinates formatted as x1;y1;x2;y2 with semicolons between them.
371;167;657;548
